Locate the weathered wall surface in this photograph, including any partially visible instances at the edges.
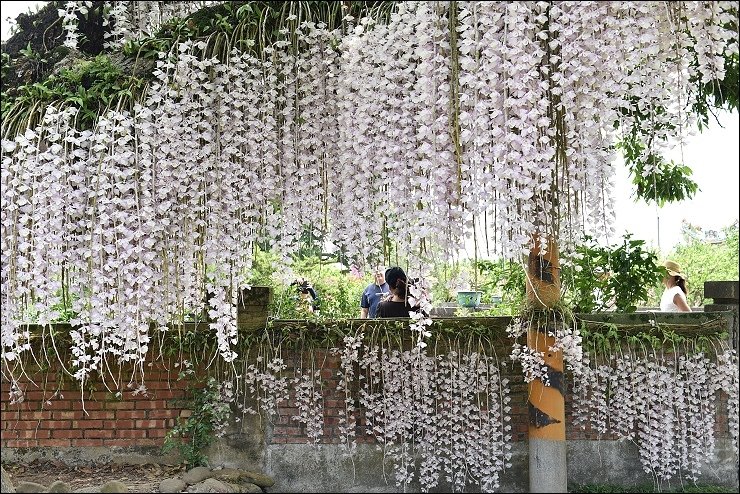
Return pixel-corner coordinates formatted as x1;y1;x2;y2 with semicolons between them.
2;311;738;492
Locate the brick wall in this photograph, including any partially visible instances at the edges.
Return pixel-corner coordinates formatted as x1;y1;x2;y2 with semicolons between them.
1;361;191;449
1;344;732;451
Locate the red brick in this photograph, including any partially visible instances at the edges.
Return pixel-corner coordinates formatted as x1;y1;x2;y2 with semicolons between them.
154;390;182;400
73;420;103;429
105;401;134;410
116;411;147;420
116;429;147;439
147;429;167;438
40;420;71;429
148;409;180;419
24;391;48;401
135;400;167;410
43;401;72;410
25;411;52;420
84;429;114;439
13;421;40;430
1;411;19;421
38;439;71;447
104;420;134;429
85;411;115;420
135;419;165;429
1;429;19;439
6;439;37;447
72;401;103;411
18;429;51;439
52;411;84;420
52;429;84;439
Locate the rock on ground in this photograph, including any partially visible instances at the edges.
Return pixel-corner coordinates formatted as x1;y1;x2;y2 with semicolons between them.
188;478;236;493
99;480;129;493
159;477;187;493
14;481;47;493
239;483;263;494
1;466;16;493
241;472;274;488
182;467;213;485
47;480;72;493
73;487;100;493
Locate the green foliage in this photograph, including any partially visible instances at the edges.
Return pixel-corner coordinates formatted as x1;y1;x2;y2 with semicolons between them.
2;54;145;133
428;258;525;316
562;234;663;313
668;221;740;306
162;376;230;467
618;132;699;207
246;248;366;319
123;1;395;63
691;32;739;132
475;259;526;315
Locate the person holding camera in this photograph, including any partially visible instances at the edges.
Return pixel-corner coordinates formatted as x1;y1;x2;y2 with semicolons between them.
291;278;319;314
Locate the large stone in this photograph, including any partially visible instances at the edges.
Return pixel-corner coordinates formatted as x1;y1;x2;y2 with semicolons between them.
15;481;47;493
1;466;15;493
238;483;263;494
159;477;187;493
182;466;213;485
188;478;237;493
72;487;100;493
211;469;249;483
47;481;72;493
241;472;274;488
99;481;129;493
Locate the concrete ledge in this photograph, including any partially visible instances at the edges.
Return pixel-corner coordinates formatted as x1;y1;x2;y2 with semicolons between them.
0;446;177;466
704;281;739;301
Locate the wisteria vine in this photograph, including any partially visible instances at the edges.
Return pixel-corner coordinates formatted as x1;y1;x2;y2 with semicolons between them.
2;2;738;393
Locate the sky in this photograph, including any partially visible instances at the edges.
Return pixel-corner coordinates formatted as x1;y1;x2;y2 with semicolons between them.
3;1;739;256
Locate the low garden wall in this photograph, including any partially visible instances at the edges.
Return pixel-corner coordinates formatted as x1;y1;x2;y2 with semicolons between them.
1;308;738;492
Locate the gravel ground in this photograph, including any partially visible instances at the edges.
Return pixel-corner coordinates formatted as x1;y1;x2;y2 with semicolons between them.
3;460;186;493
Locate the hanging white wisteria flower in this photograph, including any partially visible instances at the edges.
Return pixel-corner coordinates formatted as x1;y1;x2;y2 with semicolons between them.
571;343;739;483
2;1;737;388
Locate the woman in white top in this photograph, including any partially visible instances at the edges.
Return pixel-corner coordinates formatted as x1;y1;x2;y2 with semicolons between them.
659;260;691;312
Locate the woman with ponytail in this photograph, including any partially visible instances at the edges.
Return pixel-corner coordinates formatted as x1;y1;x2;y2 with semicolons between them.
660;260;691;312
376;266;415;318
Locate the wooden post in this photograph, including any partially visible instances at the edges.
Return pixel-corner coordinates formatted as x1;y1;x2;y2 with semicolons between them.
526;234;567;493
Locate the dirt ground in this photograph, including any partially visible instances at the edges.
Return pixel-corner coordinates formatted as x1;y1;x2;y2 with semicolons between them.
3;460;186;493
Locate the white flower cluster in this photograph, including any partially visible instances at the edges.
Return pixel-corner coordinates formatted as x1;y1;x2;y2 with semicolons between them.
356;345;512;492
58;1;91;49
571;347;740;483
232;337;512;491
291;368;325;447
5;2;738;385
507;314;584;385
58;1;224;50
408;278;434;348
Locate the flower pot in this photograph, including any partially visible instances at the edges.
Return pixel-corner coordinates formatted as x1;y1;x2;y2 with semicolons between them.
456;291;482;308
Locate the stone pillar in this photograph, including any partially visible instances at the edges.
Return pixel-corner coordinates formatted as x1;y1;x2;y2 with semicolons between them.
704;281;739;350
526;235;567;493
237;286;272;330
